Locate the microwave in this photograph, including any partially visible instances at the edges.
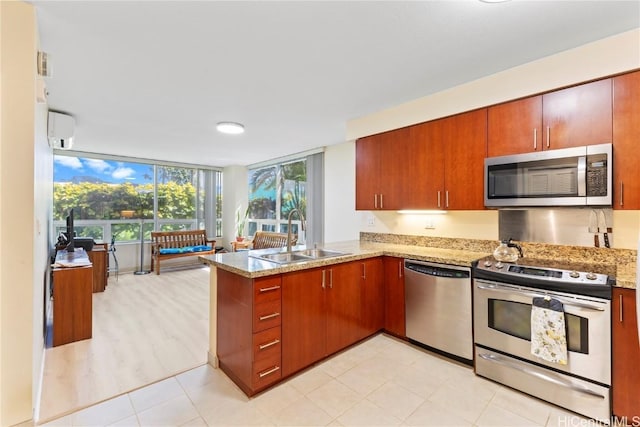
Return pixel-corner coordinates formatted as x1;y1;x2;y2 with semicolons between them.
484;143;612;207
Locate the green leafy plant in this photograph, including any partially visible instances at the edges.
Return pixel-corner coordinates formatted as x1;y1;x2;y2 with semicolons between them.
235;205;249;239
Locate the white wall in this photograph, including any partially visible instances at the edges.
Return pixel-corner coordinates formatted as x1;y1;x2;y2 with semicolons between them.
0;2;38;424
222;165;249;251
322;28;640;249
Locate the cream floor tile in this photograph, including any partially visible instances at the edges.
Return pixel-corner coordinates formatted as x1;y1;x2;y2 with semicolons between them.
175;364;217;392
200;399;274;426
269;396;333;426
179;417;207;427
476;402;543;427
335;365;388;397
128;377;185;413
387;363;443;399
251;382;304;419
184;373;249;416
306;378;362;418
107;415;139;427
403;400;473;427
545;408;592;427
490;385;555;425
336;399;402;426
427;382;492;424
70;394;135;426
365;381;425;421
286;365;334;395
136;395;199;427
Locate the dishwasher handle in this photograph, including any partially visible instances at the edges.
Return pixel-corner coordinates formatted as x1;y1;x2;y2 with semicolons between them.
404;260;470;279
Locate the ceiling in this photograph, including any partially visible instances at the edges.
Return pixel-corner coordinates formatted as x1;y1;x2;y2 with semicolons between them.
33;1;640;167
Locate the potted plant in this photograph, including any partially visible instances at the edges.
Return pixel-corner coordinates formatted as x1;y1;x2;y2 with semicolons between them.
235;206;248;242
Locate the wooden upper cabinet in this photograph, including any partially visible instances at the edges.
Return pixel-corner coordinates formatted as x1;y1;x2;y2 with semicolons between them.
613;70;640;209
488;79;612;157
355;127;410;210
488;96;542;156
408;119;445;209
442;109;487;210
542;78;612;150
612;287;640;419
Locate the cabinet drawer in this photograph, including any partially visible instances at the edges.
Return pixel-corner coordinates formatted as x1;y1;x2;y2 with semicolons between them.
253;299;281;332
252;353;281;390
254;276;282;305
253;327;281;362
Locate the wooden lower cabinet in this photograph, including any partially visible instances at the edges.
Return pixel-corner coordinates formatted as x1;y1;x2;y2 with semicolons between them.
383;256;405;338
282;259;383;378
87;244;108;292
217;270;282;395
359;257;384;340
52;265;93;347
612;287;640;419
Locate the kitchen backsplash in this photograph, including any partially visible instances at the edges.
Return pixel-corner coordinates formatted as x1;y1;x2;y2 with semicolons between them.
360;232;636;268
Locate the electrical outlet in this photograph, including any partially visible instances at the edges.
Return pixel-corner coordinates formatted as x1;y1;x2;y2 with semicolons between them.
367;216;375;226
425;218;435;229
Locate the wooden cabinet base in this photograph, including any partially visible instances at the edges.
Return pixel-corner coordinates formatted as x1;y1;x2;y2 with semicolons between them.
52;265;93;346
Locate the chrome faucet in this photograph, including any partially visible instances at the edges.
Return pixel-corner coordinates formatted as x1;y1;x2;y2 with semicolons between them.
286;209;306;252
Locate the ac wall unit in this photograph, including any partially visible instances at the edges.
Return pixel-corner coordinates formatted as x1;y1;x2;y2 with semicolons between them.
47;112;75;149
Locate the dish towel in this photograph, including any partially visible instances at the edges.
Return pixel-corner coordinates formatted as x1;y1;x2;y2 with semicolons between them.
530;297;568;365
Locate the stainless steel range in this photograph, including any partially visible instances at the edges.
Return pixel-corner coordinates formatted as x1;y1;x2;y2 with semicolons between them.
473;257;614;422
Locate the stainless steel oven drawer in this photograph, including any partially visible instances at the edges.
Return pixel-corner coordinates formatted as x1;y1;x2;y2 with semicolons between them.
475;346;610;422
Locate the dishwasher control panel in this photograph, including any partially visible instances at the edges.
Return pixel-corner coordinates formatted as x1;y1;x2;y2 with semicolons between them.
405;260;470;279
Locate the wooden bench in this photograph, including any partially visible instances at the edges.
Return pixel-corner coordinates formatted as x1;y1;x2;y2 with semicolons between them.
150;230;216;275
231;231;297;251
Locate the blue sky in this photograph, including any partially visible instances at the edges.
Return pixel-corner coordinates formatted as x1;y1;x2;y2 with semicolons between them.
54;156;153;184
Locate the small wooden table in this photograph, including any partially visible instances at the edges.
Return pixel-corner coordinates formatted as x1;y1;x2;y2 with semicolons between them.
231;240;252;252
52;250;93;346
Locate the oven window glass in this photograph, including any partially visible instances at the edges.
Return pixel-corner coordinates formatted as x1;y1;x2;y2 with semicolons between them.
488;299;588;354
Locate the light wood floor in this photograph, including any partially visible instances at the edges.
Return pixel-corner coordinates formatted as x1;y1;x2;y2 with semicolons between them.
38;266;210;424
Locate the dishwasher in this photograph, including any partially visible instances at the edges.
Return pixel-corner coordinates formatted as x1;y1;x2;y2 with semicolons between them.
404;259;473;363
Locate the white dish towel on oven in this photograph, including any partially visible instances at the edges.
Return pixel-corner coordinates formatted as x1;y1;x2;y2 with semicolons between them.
530;296;568;365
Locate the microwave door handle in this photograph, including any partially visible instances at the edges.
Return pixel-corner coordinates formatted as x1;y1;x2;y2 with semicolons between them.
477;353;606;399
577;156;586;197
476;283;605;311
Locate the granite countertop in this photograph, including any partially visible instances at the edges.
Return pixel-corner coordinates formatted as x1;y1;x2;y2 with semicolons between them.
199;240;490;279
200;234;637;289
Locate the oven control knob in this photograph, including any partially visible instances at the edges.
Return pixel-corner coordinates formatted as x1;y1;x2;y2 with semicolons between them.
483;260;492;268
495;261;504;269
586;272;597;280
569;271;580;279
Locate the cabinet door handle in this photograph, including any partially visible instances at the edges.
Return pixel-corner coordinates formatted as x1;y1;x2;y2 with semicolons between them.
329;269;333;289
398;260;403;278
258;339;280;350
322;269;326;289
362;263;366;280
259;285;280;293
533;128;537;150
258;365;280;378
437;191;441;208
620;181;624;207
546;126;550;148
259;312;280;321
380;194;384;209
619;294;623;323
374;194;378;209
445;191;449;208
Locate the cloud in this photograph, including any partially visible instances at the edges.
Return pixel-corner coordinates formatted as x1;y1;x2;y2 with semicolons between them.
84;158;112;174
54;156;83;169
112;166;135;180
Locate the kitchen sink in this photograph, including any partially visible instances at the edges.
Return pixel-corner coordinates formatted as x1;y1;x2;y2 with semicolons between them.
249;247;349;264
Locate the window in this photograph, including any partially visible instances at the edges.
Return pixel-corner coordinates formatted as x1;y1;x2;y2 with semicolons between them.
53;154;222;243
247;152;323;245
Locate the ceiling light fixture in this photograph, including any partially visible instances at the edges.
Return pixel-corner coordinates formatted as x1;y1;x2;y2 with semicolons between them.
216;122;245;135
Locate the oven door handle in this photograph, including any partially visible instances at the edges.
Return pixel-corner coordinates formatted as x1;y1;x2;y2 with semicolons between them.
476;283;606;311
478;353;606;399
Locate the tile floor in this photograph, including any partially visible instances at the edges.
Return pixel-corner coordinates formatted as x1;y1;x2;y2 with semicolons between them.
40;334;592;427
